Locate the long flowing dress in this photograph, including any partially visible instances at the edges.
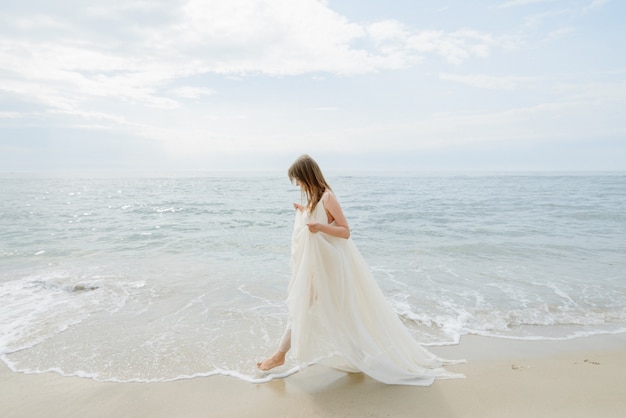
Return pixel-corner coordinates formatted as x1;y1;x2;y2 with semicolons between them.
286;192;464;386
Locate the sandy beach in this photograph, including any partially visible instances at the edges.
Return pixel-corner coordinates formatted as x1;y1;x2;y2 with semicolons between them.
2;333;625;418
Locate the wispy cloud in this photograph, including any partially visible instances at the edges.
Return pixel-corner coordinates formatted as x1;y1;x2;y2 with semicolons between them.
439;73;538;90
543;26;575;42
407;30;506;64
583;0;610;13
495;0;557;9
0;112;22;119
0;0;507;145
332;97;626;152
0;0;504;113
172;87;216;99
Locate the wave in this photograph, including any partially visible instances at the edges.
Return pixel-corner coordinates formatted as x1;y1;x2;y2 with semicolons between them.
1;354;304;384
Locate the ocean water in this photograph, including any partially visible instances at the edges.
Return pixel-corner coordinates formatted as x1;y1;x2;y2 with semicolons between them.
1;172;625;383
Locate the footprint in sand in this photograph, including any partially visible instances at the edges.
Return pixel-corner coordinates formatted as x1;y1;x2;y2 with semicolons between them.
584;359;600;365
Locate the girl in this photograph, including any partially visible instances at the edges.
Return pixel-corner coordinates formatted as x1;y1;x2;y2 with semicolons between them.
257;155;463;386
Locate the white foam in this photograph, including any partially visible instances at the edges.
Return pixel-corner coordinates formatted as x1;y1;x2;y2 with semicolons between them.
389;288;626;347
2;350;304;384
0;272;135;356
467;327;626;341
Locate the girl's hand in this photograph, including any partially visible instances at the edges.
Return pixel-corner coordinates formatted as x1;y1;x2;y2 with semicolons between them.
306;222;322;233
293;203;305;211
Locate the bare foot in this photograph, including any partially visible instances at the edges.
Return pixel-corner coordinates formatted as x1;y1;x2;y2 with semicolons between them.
257;352;286;371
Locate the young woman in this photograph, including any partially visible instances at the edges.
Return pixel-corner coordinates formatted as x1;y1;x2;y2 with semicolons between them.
257;154;463;386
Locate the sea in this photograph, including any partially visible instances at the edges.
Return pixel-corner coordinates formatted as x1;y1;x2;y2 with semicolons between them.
1;172;625;383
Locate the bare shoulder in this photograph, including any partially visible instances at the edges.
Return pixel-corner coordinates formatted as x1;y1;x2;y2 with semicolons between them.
322;189;349;233
322;190;339;205
322;190;346;215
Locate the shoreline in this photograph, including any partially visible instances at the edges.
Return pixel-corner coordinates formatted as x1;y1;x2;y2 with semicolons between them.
2;333;626;418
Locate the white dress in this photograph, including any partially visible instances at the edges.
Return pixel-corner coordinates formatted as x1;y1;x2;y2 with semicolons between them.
286;192;464;386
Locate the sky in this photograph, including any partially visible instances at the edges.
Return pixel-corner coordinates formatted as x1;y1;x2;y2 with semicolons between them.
1;0;625;172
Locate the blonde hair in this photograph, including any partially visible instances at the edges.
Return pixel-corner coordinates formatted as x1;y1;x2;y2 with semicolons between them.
288;154;331;213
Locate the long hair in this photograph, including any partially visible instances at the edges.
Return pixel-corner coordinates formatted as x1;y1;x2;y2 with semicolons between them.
288;154;331;213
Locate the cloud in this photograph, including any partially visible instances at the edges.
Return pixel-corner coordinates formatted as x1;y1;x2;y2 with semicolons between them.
0;0;508;151
439;73;538;90
340;98;626;153
583;0;610;13
0;38;181;111
407;30;502;64
0;0;501;117
367;20;410;44
172;87;216;99
495;0;557;9
0;0;501;85
556;79;626;104
0;112;22;119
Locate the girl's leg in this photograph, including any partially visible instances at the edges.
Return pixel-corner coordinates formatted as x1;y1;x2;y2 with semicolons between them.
277;327;291;353
257;327;291;371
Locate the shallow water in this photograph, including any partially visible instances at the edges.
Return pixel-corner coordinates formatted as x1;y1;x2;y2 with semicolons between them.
1;172;625;382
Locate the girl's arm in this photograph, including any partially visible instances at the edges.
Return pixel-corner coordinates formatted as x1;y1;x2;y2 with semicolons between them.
306;193;350;239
